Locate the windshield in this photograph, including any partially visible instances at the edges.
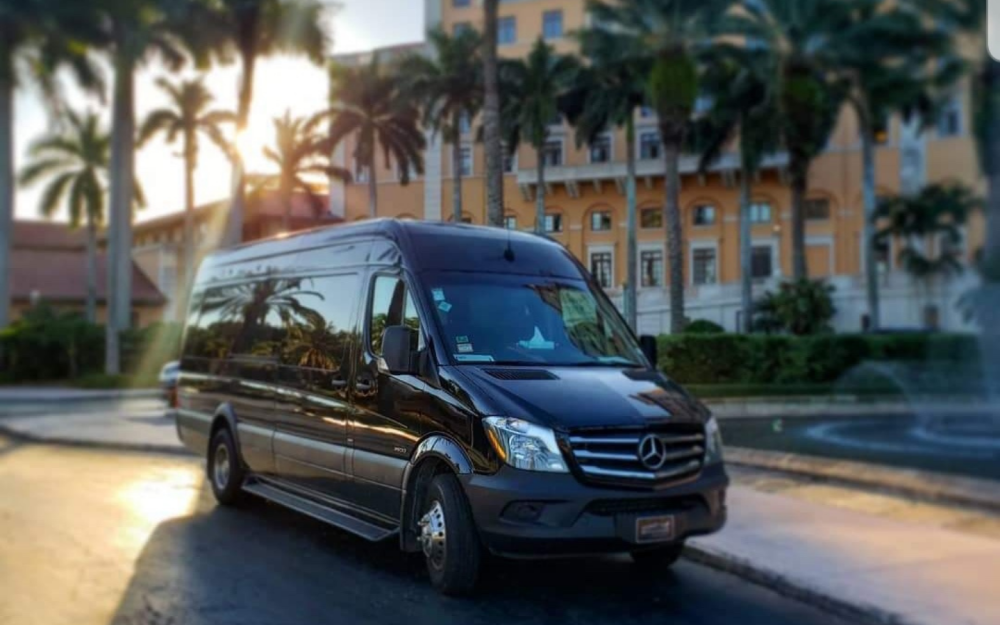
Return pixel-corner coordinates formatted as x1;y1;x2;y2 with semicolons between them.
425;272;644;367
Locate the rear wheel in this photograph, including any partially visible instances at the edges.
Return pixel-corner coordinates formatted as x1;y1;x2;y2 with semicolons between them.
630;542;685;570
208;427;247;506
419;473;481;595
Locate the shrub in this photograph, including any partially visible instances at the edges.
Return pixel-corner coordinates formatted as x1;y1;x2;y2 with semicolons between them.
753;279;836;335
684;319;726;334
658;332;980;385
0;305;104;381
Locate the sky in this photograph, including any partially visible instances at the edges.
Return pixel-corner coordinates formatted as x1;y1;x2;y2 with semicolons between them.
12;0;425;224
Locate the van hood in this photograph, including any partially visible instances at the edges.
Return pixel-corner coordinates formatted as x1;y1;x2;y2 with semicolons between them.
453;366;711;430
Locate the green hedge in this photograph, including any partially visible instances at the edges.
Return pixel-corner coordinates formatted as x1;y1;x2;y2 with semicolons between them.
657;333;982;386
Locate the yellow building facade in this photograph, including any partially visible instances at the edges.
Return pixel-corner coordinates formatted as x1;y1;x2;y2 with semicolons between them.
335;0;985;332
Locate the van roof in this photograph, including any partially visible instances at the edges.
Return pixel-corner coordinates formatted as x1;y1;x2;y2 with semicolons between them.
202;219;583;279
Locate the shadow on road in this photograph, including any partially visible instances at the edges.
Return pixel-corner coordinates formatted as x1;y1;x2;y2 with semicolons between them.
109;485;845;625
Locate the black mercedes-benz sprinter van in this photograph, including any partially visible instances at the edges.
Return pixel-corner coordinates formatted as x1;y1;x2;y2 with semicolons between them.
176;219;727;594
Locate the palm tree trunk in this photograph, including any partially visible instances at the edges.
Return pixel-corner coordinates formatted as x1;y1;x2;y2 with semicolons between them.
624;117;638;331
739;145;753;334
0;58;13;333
367;152;378;219
225;48;257;247
483;0;504;227
181;137;195;318
106;49;136;375
663;139;685;334
980;55;1000;406
860;118;880;331
85;215;98;324
280;173;292;232
790;163;809;280
451;112;464;223
535;147;546;234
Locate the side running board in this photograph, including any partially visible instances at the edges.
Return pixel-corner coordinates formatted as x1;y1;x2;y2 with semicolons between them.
242;480;398;542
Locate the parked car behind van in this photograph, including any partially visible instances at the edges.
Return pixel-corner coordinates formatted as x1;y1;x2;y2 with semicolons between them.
176;220;727;594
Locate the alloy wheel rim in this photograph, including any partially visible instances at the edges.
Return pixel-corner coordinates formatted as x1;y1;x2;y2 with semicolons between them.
418;500;447;569
214;444;231;491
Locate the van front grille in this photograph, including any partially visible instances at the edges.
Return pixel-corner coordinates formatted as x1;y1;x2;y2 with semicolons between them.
565;425;705;489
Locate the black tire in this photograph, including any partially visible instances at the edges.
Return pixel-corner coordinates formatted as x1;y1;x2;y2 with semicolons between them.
630;542;685;570
208;427;247;506
419;473;482;595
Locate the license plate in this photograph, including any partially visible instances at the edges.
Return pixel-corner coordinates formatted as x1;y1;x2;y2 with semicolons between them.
635;515;676;543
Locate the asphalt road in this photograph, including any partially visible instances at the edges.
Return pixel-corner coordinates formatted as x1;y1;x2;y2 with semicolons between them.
0;436;851;625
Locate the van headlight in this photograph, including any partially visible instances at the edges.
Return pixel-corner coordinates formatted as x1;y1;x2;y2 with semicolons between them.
483;417;568;473
705;417;724;465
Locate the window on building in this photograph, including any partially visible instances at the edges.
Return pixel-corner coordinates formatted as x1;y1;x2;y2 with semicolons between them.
458;111;471;135
498;16;516;45
639;106;654;118
543;10;563;39
751;246;773;279
590;210;612;231
693;248;717;285
749;202;772;224
640;207;663;229
937;95;962;138
503;150;517;173
453;0;470;7
355;163;370;183
450;213;473;224
544;213;563;233
504;215;517;230
874;237;891;272
640;250;663;287
459;146;472;176
453;21;472;35
692;205;716;226
542;139;563;167
590;252;613;289
804;198;831;221
639;131;661;160
589;135;611;163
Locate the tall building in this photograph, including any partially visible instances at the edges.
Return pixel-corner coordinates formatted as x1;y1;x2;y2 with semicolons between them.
329;0;985;334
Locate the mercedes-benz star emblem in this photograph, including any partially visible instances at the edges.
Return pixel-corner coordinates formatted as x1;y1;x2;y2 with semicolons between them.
638;434;667;470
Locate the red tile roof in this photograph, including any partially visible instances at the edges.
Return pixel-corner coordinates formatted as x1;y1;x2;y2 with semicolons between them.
11;220;98;251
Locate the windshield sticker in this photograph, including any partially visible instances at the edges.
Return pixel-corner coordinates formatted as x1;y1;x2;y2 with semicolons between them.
457;343;474;353
432;288;445;301
456;335;470;344
518;327;555;351
455;354;495;363
438;301;453;313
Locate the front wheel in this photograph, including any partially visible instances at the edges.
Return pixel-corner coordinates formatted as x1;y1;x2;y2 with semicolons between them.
419;473;482;595
630;542;685;570
208;427;247;506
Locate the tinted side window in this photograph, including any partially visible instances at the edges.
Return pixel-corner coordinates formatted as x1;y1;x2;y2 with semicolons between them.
369;276;422;355
279;273;359;379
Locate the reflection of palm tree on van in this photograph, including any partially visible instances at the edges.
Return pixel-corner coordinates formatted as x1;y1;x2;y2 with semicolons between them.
284;316;350;371
202;275;325;357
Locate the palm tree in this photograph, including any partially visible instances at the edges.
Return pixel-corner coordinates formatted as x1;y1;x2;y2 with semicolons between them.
876;183;979;326
561;29;649;330
256;110;349;231
326;56;426;218
724;0;858;282
213;0;330;246
500;38;578;235
18;111;109;323
138;76;234;310
483;0;504;227
95;0;208;374
0;0;103;332
836;3;957;331
587;0;732;334
697;44;781;333
401;28;483;224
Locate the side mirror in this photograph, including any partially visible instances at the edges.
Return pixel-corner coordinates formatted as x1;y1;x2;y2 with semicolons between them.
639;335;658;369
382;326;417;375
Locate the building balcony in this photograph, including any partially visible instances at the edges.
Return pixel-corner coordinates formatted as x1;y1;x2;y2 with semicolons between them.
516;151;790;200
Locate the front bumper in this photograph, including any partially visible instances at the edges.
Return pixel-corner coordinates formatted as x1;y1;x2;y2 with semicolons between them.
461;463;728;557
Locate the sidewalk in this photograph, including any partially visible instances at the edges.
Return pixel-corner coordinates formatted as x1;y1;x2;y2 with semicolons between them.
2;407;998;625
689;487;1000;625
0;387;161;404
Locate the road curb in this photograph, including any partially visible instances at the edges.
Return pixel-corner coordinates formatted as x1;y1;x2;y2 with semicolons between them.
0;422;192;457
683;543;910;625
725;446;1000;513
0;388;162;404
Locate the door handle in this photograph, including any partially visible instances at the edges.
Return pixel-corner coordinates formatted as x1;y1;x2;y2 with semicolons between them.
355;380;373;393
